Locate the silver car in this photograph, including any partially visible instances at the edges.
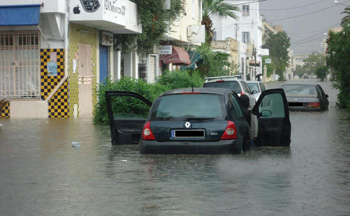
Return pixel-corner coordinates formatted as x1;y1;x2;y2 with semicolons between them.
203;76;256;108
246;80;266;102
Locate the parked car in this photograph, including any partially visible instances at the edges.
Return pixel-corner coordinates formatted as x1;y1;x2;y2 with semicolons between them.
203;76;256;108
246;81;266;102
281;84;329;111
105;87;291;154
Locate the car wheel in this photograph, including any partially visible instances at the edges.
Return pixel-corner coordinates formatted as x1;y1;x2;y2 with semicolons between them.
139;144;146;154
243;136;250;152
233;142;243;154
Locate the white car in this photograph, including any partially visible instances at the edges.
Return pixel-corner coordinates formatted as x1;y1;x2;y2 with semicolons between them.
246;81;267;102
203;76;256;108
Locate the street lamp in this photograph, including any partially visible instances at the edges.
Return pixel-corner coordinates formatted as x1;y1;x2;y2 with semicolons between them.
334;0;350;6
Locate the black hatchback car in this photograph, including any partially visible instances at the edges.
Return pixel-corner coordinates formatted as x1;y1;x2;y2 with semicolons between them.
106;88;291;154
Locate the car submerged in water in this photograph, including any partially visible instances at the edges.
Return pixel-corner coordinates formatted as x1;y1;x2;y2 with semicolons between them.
281;84;329;111
106;87;291;154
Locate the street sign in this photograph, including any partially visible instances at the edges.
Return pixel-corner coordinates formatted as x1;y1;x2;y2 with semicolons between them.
265;58;271;64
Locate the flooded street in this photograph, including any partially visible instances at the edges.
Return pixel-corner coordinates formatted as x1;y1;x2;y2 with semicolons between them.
1;80;350;216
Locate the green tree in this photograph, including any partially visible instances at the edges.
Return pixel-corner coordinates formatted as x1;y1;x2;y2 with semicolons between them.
196;43;231;77
263;31;290;81
303;52;326;75
341;7;350;25
294;65;305;78
315;66;328;81
115;0;183;55
202;0;239;43
326;22;350;109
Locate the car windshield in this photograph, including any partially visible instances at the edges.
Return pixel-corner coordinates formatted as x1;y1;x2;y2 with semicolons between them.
151;94;225;121
247;83;260;93
203;81;242;93
282;85;317;96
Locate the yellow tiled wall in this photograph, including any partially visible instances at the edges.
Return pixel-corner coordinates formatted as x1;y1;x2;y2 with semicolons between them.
40;49;69;118
68;23;98;117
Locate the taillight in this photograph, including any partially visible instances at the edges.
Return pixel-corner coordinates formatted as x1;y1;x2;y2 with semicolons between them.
306;102;320;108
220;121;238;140
142;122;155;140
216;80;225;82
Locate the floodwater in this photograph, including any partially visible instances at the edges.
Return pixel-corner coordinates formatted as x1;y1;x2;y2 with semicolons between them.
0;80;349;216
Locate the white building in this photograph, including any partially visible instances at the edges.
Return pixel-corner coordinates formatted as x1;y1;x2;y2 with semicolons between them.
0;0;141;118
211;0;267;80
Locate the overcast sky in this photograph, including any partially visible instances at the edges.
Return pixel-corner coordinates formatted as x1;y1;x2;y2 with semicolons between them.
259;0;348;55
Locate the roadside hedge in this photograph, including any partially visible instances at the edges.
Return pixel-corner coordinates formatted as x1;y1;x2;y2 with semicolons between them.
93;71;204;125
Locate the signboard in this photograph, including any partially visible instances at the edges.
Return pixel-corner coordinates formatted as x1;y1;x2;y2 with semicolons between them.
101;31;113;46
265;58;271;64
164;0;171;10
47;62;57;76
158;46;172;54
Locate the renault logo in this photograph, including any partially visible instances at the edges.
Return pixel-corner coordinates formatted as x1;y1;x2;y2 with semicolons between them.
185;122;191;128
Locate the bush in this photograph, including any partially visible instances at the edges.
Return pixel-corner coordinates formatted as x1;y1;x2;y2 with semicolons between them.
156;70;204;89
93;77;168;125
93;71;203;125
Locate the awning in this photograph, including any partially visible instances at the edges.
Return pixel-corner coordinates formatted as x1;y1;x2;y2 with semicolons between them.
160;46;191;65
0;4;41;26
180;51;202;70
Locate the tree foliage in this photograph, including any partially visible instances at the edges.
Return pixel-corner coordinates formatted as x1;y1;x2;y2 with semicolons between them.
316;66;328;81
202;0;239;43
263;31;290;81
196;43;231;77
326;21;350;109
114;0;183;55
303;52;326;74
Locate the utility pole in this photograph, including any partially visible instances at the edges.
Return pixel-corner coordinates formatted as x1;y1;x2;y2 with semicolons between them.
235;24;238;40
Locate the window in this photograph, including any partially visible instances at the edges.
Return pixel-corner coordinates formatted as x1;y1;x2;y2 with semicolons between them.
242;5;250;16
0;31;40;98
229;94;244;118
242;32;250;43
259;93;285;118
152;94;225;120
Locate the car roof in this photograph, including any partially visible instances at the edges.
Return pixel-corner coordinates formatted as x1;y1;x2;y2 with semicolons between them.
205;78;241;83
161;87;232;96
246;80;262;84
282;83;317;87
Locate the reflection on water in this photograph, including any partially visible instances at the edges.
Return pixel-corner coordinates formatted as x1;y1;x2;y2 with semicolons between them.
0;81;349;215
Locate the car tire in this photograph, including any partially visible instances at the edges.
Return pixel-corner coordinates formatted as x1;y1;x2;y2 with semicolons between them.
243;138;250;152
233;142;243;154
139;144;146;154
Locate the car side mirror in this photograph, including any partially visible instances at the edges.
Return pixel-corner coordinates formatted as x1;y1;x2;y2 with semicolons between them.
251;90;258;94
325;94;329;98
261;110;272;117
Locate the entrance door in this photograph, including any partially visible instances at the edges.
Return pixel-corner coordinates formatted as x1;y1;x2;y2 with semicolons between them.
252;89;291;146
99;46;108;84
78;44;92;117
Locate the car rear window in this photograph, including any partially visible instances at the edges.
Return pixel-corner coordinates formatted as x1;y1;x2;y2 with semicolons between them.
282;85;317;96
247;83;260;93
151;94;225;121
203;81;242;93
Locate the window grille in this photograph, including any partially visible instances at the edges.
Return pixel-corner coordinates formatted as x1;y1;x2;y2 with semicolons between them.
0;31;40;99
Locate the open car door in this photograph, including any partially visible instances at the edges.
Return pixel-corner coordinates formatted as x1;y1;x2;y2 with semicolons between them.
252;89;291;146
105;91;152;145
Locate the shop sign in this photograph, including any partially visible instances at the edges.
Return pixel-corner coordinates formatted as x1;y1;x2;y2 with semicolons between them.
101;31;114;46
158;46;172;54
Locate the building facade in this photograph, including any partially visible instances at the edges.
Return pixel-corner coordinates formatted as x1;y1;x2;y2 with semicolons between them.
211;0;268;80
0;0;141;118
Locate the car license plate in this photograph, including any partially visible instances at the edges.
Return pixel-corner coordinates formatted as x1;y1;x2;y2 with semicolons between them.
171;129;205;138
